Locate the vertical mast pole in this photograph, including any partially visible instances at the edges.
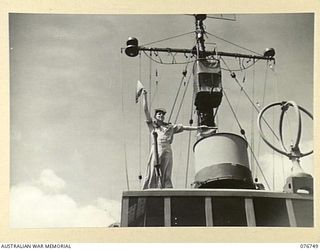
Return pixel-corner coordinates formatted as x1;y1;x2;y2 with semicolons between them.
195;14;207;60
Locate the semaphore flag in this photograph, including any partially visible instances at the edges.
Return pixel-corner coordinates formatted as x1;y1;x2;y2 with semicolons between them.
135;80;145;103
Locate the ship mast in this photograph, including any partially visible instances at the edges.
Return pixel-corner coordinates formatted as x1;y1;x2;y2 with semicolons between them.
125;14;275;130
194;14;207;59
124;14;276;189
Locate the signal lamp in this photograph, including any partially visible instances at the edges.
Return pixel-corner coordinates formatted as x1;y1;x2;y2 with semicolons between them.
125;37;139;57
126;37;138;46
263;48;275;58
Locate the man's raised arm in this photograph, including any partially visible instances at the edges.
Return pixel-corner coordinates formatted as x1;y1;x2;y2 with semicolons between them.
182;125;217;131
142;89;152;122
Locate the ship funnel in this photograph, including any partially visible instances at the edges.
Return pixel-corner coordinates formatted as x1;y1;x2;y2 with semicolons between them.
193;133;254;189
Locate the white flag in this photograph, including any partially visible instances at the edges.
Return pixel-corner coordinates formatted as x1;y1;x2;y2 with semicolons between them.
135;80;144;103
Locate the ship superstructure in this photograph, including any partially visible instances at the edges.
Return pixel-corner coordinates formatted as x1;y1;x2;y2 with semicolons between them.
119;14;313;227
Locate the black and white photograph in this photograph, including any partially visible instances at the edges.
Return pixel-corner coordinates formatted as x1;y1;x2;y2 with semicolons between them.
1;0;318;244
9;12;314;228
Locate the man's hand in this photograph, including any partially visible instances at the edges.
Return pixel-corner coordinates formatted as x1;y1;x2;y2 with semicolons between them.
199;125;209;130
199;125;217;130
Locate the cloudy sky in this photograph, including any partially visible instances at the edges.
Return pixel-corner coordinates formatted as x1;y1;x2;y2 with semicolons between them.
9;13;314;228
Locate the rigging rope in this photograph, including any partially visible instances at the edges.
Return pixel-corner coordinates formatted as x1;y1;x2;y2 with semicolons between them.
150;80;159;107
221;58;280;190
220;58;260;72
120;54;130;191
262;60;269;108
223;89;271;189
149;52;152;111
143;51;258;71
272;100;275;190
138;29;263;70
168;66;188;122
174;69;193;124
138;53;142;184
255;61;278;188
185;89;195;188
148;52;152;152
206;31;262;55
255;61;272;182
251;60;256;177
247;140;271;190
140;31;195;47
143;50;195;65
220;57;280;142
268;67;286;186
270;62;276;189
154;69;159;106
140;31;198;65
232;68;244;131
222;89;244;134
257;62;272;157
271;68;287;187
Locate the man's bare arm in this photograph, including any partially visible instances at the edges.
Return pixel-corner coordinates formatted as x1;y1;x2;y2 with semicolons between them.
182;125;217;131
142;89;152;122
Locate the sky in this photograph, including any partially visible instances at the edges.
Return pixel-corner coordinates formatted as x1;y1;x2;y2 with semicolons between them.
9;13;314;227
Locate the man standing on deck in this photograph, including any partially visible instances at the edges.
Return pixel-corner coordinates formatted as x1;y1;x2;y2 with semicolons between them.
141;89;209;190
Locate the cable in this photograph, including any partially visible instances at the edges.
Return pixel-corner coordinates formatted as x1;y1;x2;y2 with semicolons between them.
270;62;275;190
222;89;244;133
168;65;189;122
185;90;195;188
223;58;281;189
224;59;260;72
143;49;259;71
120;54;130;191
150;81;159;107
206;31;262;56
138;54;142;185
250;60;256;175
174;69;193;124
223;89;271;189
255;61;279;185
149;52;152;111
143;50;196;65
271;68;287;186
272;99;275;190
140;31;195;47
221;57;280;142
247;140;271;190
148;52;152;152
256;62;276;159
261;60;269;108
